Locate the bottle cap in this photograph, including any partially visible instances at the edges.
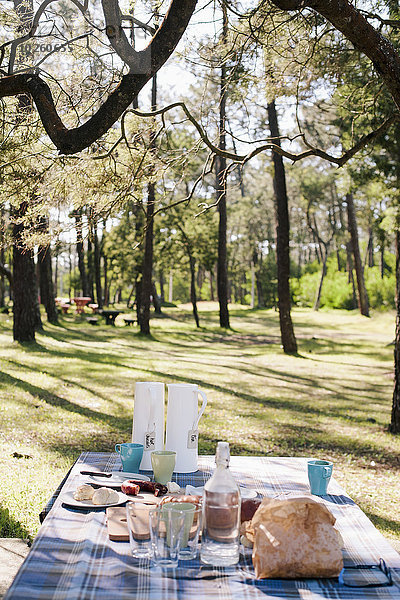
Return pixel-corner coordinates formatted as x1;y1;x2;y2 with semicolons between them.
216;441;230;465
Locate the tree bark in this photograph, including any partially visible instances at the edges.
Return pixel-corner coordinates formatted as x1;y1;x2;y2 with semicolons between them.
216;3;230;329
390;229;400;433
267;100;297;354
346;193;370;317
12;202;42;342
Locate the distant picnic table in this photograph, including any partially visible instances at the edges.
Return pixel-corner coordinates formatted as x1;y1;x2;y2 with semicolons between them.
73;297;92;314
99;309;120;326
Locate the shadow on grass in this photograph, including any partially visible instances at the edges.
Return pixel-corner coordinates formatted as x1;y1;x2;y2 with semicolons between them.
0;370;131;432
363;509;400;539
0;504;32;541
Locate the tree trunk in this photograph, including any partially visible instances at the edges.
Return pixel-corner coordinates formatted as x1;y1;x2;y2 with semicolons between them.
367;227;374;267
38;244;58;324
159;270;165;303
314;245;329;311
138;189;153;328
87;237;95;302
139;74;157;335
216;4;230;329
136;278;142;325
169;270;173;303
267;100;297;354
346;240;358;309
390;228;400;433
251;261;255;308
93;219;103;308
380;233;385;279
103;253;109;305
152;281;162;314
346;193;370;317
127;284;135;308
12;202;42;342
0;244;5;308
189;254;200;328
253;250;265;308
75;210;90;297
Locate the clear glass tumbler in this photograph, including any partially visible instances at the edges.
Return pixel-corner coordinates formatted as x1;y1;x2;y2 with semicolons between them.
149;506;185;568
171;503;202;560
126;502;153;559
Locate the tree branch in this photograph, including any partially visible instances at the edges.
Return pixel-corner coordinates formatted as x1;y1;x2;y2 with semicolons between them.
129;103;398;167
271;0;400;113
0;0;197;154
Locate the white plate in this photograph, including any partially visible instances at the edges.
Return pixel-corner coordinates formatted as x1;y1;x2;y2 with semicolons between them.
61;490;129;509
87;472;150;487
185;485;258;500
239;487;258;500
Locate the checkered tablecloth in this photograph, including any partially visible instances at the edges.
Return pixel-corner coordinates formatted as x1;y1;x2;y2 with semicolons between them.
5;453;400;599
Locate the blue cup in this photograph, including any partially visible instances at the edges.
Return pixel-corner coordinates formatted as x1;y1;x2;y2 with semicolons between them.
115;443;144;472
307;459;333;496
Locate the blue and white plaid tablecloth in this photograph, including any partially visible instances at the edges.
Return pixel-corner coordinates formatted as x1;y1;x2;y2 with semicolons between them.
5;453;400;599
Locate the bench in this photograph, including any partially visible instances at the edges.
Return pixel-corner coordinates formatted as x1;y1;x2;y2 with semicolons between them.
123;318;136;326
87;317;99;325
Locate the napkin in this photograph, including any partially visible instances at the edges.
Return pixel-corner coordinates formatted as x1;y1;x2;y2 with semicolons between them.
185;485;204;496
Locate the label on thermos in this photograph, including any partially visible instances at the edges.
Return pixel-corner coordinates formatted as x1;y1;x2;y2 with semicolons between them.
145;430;156;450
187;429;198;449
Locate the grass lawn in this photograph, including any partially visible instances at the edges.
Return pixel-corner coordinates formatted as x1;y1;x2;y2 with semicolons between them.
0;303;399;545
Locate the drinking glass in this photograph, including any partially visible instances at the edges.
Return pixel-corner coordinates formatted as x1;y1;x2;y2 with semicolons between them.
172;503;202;560
126;502;153;559
149;506;185;568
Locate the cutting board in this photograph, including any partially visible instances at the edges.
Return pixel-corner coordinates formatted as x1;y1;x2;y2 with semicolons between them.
107;506;130;541
107;494;163;541
107;503;154;541
107;495;199;541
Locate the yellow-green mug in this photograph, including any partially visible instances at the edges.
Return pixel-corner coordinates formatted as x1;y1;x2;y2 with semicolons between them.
151;450;176;485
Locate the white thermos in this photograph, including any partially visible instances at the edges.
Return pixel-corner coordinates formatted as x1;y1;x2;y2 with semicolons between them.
165;383;207;473
132;382;164;470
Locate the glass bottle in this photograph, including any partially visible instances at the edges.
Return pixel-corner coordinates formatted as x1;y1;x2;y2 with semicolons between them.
200;442;241;566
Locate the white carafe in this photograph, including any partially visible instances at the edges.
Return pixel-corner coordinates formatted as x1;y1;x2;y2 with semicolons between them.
165;383;207;473
132;382;164;470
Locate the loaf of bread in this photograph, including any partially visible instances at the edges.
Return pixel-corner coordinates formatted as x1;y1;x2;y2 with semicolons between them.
248;497;343;579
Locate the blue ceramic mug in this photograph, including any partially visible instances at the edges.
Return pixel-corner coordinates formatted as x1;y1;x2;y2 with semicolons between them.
307;459;333;496
115;443;144;472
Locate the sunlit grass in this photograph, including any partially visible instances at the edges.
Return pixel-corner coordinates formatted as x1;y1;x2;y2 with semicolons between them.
0;304;398;543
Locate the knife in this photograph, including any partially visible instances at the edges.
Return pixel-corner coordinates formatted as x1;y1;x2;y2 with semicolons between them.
80;471;113;478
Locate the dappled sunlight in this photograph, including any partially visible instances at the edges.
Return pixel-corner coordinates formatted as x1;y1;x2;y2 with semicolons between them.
0;306;398;539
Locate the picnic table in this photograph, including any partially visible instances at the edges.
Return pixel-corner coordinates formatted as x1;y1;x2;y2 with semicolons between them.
5;454;400;599
73;297;92;314
99;309;120;325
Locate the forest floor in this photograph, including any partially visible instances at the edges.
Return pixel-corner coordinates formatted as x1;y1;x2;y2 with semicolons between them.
0;303;398;544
